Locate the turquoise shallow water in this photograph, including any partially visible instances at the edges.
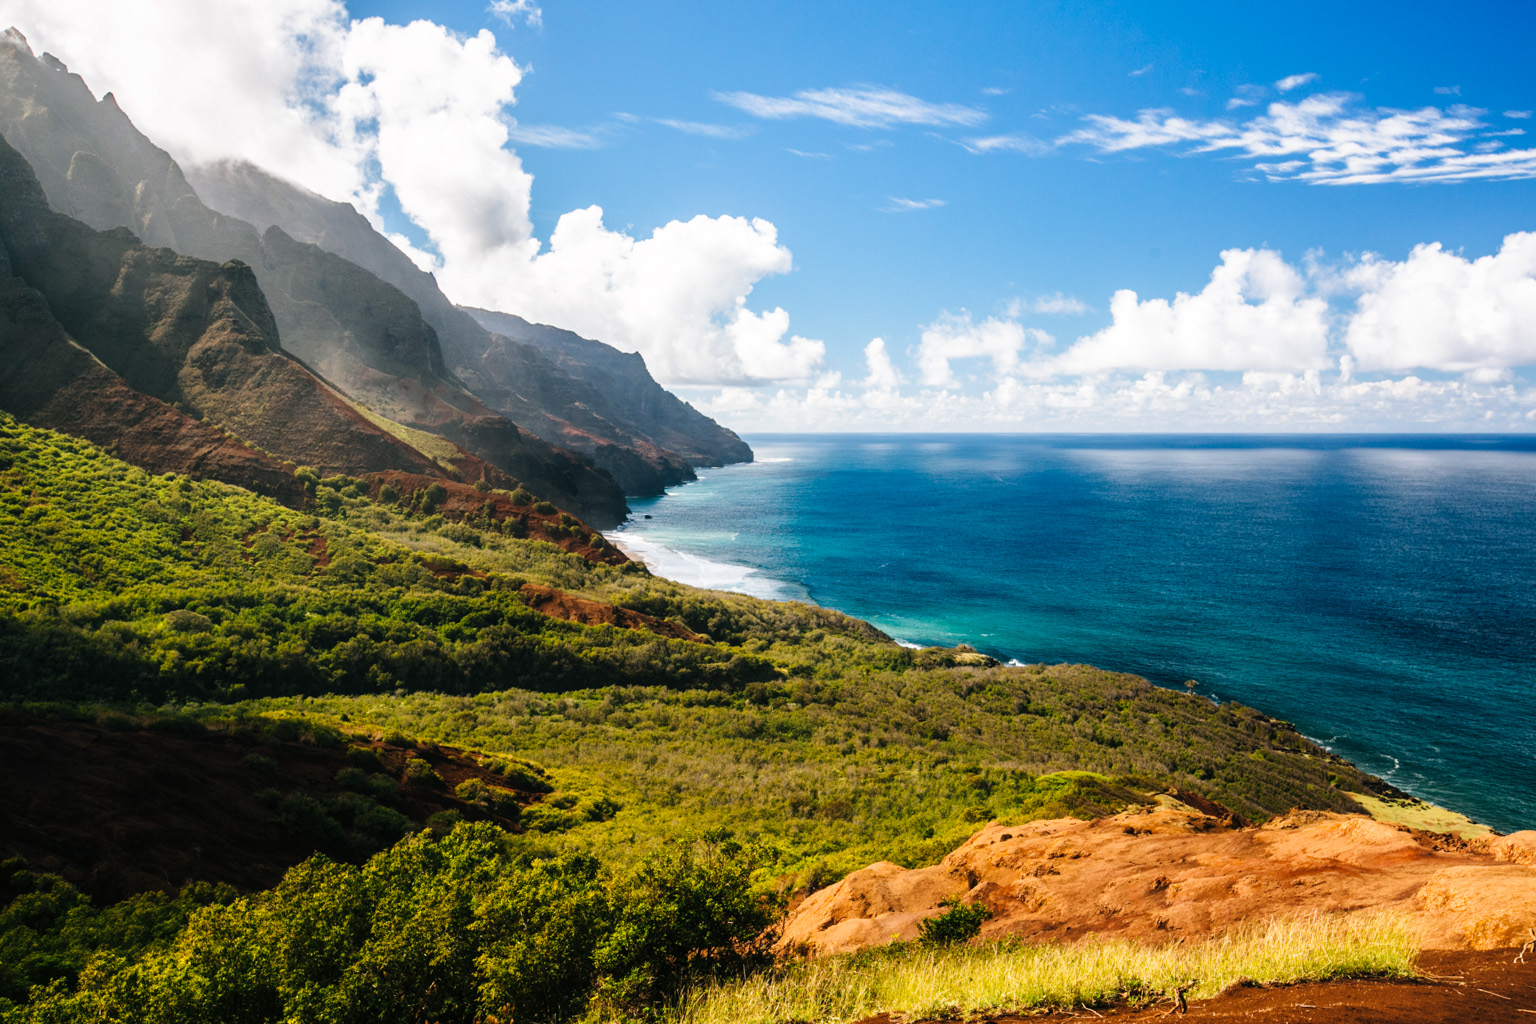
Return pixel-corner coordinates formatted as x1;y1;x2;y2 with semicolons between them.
615;434;1536;834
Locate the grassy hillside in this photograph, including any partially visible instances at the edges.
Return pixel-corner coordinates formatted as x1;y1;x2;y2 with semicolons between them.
0;413;1393;882
0;414;1425;1022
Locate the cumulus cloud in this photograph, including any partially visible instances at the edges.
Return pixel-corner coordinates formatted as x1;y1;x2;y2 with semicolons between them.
863;338;903;390
497;207;824;385
1;0;824;388
916;312;1053;388
1059;93;1536;184
714;85;987;129
1343;232;1536;373
1046;249;1331;376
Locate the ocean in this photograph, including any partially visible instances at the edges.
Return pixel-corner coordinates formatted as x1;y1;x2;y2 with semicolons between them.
614;434;1536;835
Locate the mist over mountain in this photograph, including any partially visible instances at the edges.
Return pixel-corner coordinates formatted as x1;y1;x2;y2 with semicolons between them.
0;30;756;523
184;158;753;495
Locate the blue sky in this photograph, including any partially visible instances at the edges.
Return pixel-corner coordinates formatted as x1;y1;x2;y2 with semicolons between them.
4;0;1535;429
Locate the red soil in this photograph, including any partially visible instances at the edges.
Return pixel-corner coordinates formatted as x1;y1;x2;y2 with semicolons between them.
519;583;705;641
361;470;629;564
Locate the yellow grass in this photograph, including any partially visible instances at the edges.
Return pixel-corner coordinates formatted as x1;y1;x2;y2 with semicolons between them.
1350;792;1493;838
654;912;1420;1024
353;404;464;470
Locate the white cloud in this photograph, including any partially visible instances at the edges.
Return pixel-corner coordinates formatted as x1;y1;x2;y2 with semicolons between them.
787;148;833;159
694;235;1536;432
882;197;946;212
1026;292;1090;316
1505;110;1533;119
498;206;825;385
1226;83;1266;110
862;338;902;389
916;311;1050;388
1433;85;1461;96
487;0;541;28
655;118;752;139
1275;72;1318;93
1045;249;1331;376
504;123;605;148
1061;93;1536;184
981;86;1010;96
1343;232;1536;373
1129;64;1153;77
714;85;987;129
1;0;822;388
959;132;1051;155
0;0;365;202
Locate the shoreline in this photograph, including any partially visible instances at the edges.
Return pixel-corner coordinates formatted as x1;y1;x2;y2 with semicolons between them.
612;506;1498;838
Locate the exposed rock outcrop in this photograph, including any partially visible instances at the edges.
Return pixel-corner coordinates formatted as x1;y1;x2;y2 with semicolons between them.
781;808;1536;954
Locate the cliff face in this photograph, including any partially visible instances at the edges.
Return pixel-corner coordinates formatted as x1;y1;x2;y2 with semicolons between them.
183;158;754;496
0;31;628;525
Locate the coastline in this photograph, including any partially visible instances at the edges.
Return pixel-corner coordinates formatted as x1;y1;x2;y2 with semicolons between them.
611;448;1518;836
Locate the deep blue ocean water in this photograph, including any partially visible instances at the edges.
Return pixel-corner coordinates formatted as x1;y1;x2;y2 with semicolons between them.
615;435;1536;834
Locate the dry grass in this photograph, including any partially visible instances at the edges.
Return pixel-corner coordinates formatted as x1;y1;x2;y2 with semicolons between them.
652;912;1420;1024
1350;792;1494;838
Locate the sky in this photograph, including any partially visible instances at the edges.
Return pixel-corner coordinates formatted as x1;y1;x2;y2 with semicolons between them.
3;0;1535;431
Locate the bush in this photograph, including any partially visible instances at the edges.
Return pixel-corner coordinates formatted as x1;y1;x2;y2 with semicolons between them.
378;483;401;503
510;488;533;506
593;834;783;1012
532;501;557;515
403;757;444;788
916;895;993;945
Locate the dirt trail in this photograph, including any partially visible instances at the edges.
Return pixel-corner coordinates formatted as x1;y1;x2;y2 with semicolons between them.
856;948;1536;1023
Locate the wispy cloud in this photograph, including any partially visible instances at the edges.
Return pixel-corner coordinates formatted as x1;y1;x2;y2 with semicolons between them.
882;196;947;212
1434;85;1461;96
1505;110;1533;119
1060;94;1536;184
1275;72;1318;93
487;0;541;28
1226;84;1267;111
981;86;1011;96
787;148;833;159
715;85;987;129
959;132;1052;155
655;118;753;139
1129;64;1154;77
505;123;604;148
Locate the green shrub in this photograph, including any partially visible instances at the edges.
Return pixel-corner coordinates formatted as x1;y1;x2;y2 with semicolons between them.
916;895;993;946
510;488;534;506
532;501;557;515
378;483;401;503
403;757;443;788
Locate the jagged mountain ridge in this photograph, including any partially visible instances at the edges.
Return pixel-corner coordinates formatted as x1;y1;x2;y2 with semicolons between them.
183;158;753;494
0;29;627;524
0;130;453;486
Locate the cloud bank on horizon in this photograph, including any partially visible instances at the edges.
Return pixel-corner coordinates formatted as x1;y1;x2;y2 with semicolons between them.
1;0;1533;430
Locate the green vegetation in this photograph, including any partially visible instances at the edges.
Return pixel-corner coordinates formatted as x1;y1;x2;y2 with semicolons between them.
0;414;1424;1021
660;912;1419;1024
916;895;993;946
0;826;779;1024
0;413;1387;880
